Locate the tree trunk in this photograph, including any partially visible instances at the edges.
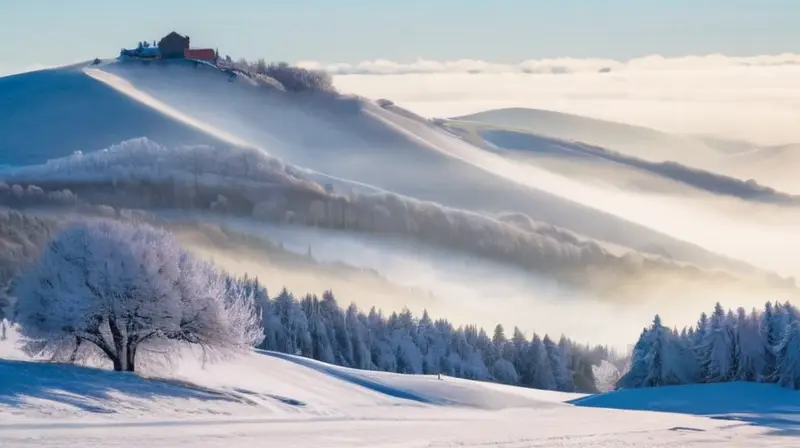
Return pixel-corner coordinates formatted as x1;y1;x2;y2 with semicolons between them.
69;338;82;363
108;317;129;372
126;342;137;372
111;356;124;372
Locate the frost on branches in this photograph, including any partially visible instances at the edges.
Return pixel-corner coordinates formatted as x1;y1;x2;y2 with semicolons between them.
14;220;263;372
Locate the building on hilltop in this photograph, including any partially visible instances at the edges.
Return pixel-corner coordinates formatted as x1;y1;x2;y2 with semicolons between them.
184;48;218;62
158;31;190;58
120;32;218;64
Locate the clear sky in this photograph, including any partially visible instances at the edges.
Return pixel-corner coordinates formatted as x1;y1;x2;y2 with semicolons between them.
1;0;797;73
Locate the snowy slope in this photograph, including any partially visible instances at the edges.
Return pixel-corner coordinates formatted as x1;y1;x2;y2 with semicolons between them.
0;352;792;447
0;64;225;167
446;123;798;204
724;144;800;194
0;60;765;276
452;107;730;167
572;382;800;435
0;350;579;422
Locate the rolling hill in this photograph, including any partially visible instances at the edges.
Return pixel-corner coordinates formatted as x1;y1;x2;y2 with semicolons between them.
441;121;798;205
0;59;767;279
452;107;734;167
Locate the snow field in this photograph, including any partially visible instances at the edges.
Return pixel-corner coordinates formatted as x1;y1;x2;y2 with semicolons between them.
0;350;792;447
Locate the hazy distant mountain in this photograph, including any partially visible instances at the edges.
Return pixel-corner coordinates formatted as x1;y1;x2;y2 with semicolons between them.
452;107;727;168
441;121;798;205
723;144;800;194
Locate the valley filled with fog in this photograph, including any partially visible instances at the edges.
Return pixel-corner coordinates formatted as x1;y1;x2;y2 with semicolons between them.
3;54;800;350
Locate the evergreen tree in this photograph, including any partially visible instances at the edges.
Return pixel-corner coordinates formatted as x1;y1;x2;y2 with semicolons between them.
761;301;779;380
775;321;800;390
544;335;573;392
345;303;372;370
526;334;556;390
617;315;699;389
734;307;767;382
700;303;735;383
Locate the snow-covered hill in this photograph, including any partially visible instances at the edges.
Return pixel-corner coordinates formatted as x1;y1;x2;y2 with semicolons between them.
442;121;799;205
724;144;800;194
0;65;224;167
0;352;793;446
452;107;733;167
0;60;772;277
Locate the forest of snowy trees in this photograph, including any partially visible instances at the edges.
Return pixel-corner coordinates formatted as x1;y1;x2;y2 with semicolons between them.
228;275;619;393
6;217;618;392
9;216;800;394
619;301;800;390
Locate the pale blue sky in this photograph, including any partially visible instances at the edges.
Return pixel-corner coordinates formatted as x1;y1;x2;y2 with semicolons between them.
1;0;797;72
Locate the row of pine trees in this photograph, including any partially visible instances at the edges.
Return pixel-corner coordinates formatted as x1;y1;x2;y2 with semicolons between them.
620;301;800;390
229;275;620;393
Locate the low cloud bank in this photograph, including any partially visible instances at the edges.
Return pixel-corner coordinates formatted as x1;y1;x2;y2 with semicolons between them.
300;53;800;75
328;56;800;146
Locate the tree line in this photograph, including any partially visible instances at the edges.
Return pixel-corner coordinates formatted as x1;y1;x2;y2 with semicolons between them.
620;301;800;390
232;275;619;393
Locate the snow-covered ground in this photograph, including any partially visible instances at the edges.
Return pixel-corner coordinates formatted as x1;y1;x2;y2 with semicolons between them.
0;350;796;447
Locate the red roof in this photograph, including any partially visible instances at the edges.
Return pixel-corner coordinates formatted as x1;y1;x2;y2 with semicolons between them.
184;48;216;61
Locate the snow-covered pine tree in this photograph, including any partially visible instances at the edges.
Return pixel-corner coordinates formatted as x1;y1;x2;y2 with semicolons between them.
775;321;800;389
320;291;353;367
526;334;556;390
726;309;740;378
510;327;529;379
761;301;780;380
693;312;709;378
700;303;735;383
544;334;573;391
617;315;699;389
345;303;372;370
734;307;767;382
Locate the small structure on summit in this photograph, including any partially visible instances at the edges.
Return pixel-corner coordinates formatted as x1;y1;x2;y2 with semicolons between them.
158;31;191;58
184;48;218;62
121;32;218;63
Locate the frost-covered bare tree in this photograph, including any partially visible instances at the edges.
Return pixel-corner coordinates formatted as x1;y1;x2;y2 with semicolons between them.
13;220;263;372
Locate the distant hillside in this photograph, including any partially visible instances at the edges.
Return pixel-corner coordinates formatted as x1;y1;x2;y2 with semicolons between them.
452;108;726;167
443;123;800;205
723;144;800;194
1;60;759;278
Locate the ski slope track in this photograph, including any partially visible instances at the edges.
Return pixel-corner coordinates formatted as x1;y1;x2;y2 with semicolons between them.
0;351;794;447
0;60;770;276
